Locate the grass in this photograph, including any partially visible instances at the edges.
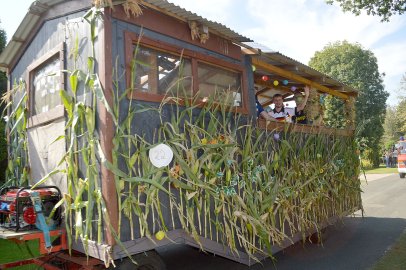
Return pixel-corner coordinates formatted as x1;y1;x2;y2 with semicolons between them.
0;238;40;269
372;229;406;270
364;165;398;174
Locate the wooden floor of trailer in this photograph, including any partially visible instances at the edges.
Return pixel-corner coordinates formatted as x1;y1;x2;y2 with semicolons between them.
73;209;359;267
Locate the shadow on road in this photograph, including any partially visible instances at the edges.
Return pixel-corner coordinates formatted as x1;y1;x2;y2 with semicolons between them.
157;216;406;270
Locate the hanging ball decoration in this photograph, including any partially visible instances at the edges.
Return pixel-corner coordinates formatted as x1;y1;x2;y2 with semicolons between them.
273;80;279;86
282;79;289;85
252;65;256;72
155;231;166;241
262;75;269;82
291;86;296;92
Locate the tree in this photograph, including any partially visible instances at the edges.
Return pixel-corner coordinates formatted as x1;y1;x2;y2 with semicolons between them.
396;99;406;136
382;106;400;149
0;21;6;183
326;0;406;21
0;23;5;94
309;41;389;167
323;95;346;128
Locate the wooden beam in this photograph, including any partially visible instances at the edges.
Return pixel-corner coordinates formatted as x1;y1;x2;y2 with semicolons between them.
256;87;271;95
252;58;349;99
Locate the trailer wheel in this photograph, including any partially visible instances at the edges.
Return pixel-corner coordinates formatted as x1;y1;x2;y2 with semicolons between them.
112;251;166;270
400;173;405;179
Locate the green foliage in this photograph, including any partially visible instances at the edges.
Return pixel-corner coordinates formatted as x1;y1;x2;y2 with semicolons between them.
361;158;373;170
109;89;362;261
326;0;406;21
382;106;401;150
0;23;6;97
0;82;30;188
323;95;346;128
0;22;7;183
397;99;406;135
309;41;389;168
382;75;406;150
0;121;6;161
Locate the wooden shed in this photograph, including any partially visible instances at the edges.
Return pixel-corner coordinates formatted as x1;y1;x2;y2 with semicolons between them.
0;0;361;267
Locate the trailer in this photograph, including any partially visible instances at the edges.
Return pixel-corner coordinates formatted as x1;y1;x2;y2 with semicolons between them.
0;0;361;268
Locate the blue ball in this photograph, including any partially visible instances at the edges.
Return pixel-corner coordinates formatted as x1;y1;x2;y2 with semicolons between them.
282;80;288;85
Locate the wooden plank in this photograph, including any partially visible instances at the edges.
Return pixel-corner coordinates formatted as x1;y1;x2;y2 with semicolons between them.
111;6;242;60
0;228;38;239
257;119;354;137
252;58;349;100
99;11;119;247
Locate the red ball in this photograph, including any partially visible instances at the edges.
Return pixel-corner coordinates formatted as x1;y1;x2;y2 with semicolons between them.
262;75;269;81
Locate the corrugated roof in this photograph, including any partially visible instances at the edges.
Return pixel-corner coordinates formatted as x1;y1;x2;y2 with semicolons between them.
0;0;70;71
143;0;252;42
0;0;252;71
243;41;358;95
265;51;358;94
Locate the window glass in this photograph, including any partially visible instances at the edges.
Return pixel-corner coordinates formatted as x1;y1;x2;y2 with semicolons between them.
197;62;242;107
32;57;61;116
131;46;192;96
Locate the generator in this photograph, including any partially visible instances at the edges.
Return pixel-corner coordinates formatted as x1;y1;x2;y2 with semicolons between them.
0;186;62;231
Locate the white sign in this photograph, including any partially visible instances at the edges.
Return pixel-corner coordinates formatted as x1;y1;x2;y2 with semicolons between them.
149;144;173;168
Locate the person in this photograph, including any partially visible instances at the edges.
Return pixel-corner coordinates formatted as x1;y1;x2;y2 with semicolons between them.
385;150;390;168
255;96;274;121
269;85;310;123
292;86;310;124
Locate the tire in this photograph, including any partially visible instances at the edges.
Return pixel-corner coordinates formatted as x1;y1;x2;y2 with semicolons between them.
112;251;166;270
400;173;405;179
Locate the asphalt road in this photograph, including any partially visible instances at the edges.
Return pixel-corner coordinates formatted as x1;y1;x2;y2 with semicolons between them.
157;174;406;270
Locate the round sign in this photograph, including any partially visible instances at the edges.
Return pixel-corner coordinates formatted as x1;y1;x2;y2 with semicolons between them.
149;144;174;168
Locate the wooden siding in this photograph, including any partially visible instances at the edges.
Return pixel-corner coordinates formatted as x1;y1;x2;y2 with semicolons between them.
111;6;242;61
110;17;249;242
257;119;354;137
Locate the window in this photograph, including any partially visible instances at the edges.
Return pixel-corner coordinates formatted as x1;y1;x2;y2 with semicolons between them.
31;56;61;115
130;45;193;97
125;32;247;113
197;62;241;107
27;42;65;127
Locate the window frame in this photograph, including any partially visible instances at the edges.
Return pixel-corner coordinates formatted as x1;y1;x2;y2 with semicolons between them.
27;42;65;128
125;31;248;114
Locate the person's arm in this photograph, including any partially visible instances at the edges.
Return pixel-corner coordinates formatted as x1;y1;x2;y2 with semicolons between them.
256;97;275;121
296;85;310;112
260;111;275;121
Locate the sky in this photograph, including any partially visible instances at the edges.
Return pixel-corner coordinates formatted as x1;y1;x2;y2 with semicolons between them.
0;0;405;105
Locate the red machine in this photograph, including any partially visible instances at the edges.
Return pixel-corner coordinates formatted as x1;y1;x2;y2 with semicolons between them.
398;139;406;179
0;186;61;231
0;186;105;269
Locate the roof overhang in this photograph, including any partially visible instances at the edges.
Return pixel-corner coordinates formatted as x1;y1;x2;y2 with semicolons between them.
0;0;72;72
141;0;252;43
242;42;358;103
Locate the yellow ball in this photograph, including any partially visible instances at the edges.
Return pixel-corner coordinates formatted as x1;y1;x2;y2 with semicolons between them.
155;231;165;241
